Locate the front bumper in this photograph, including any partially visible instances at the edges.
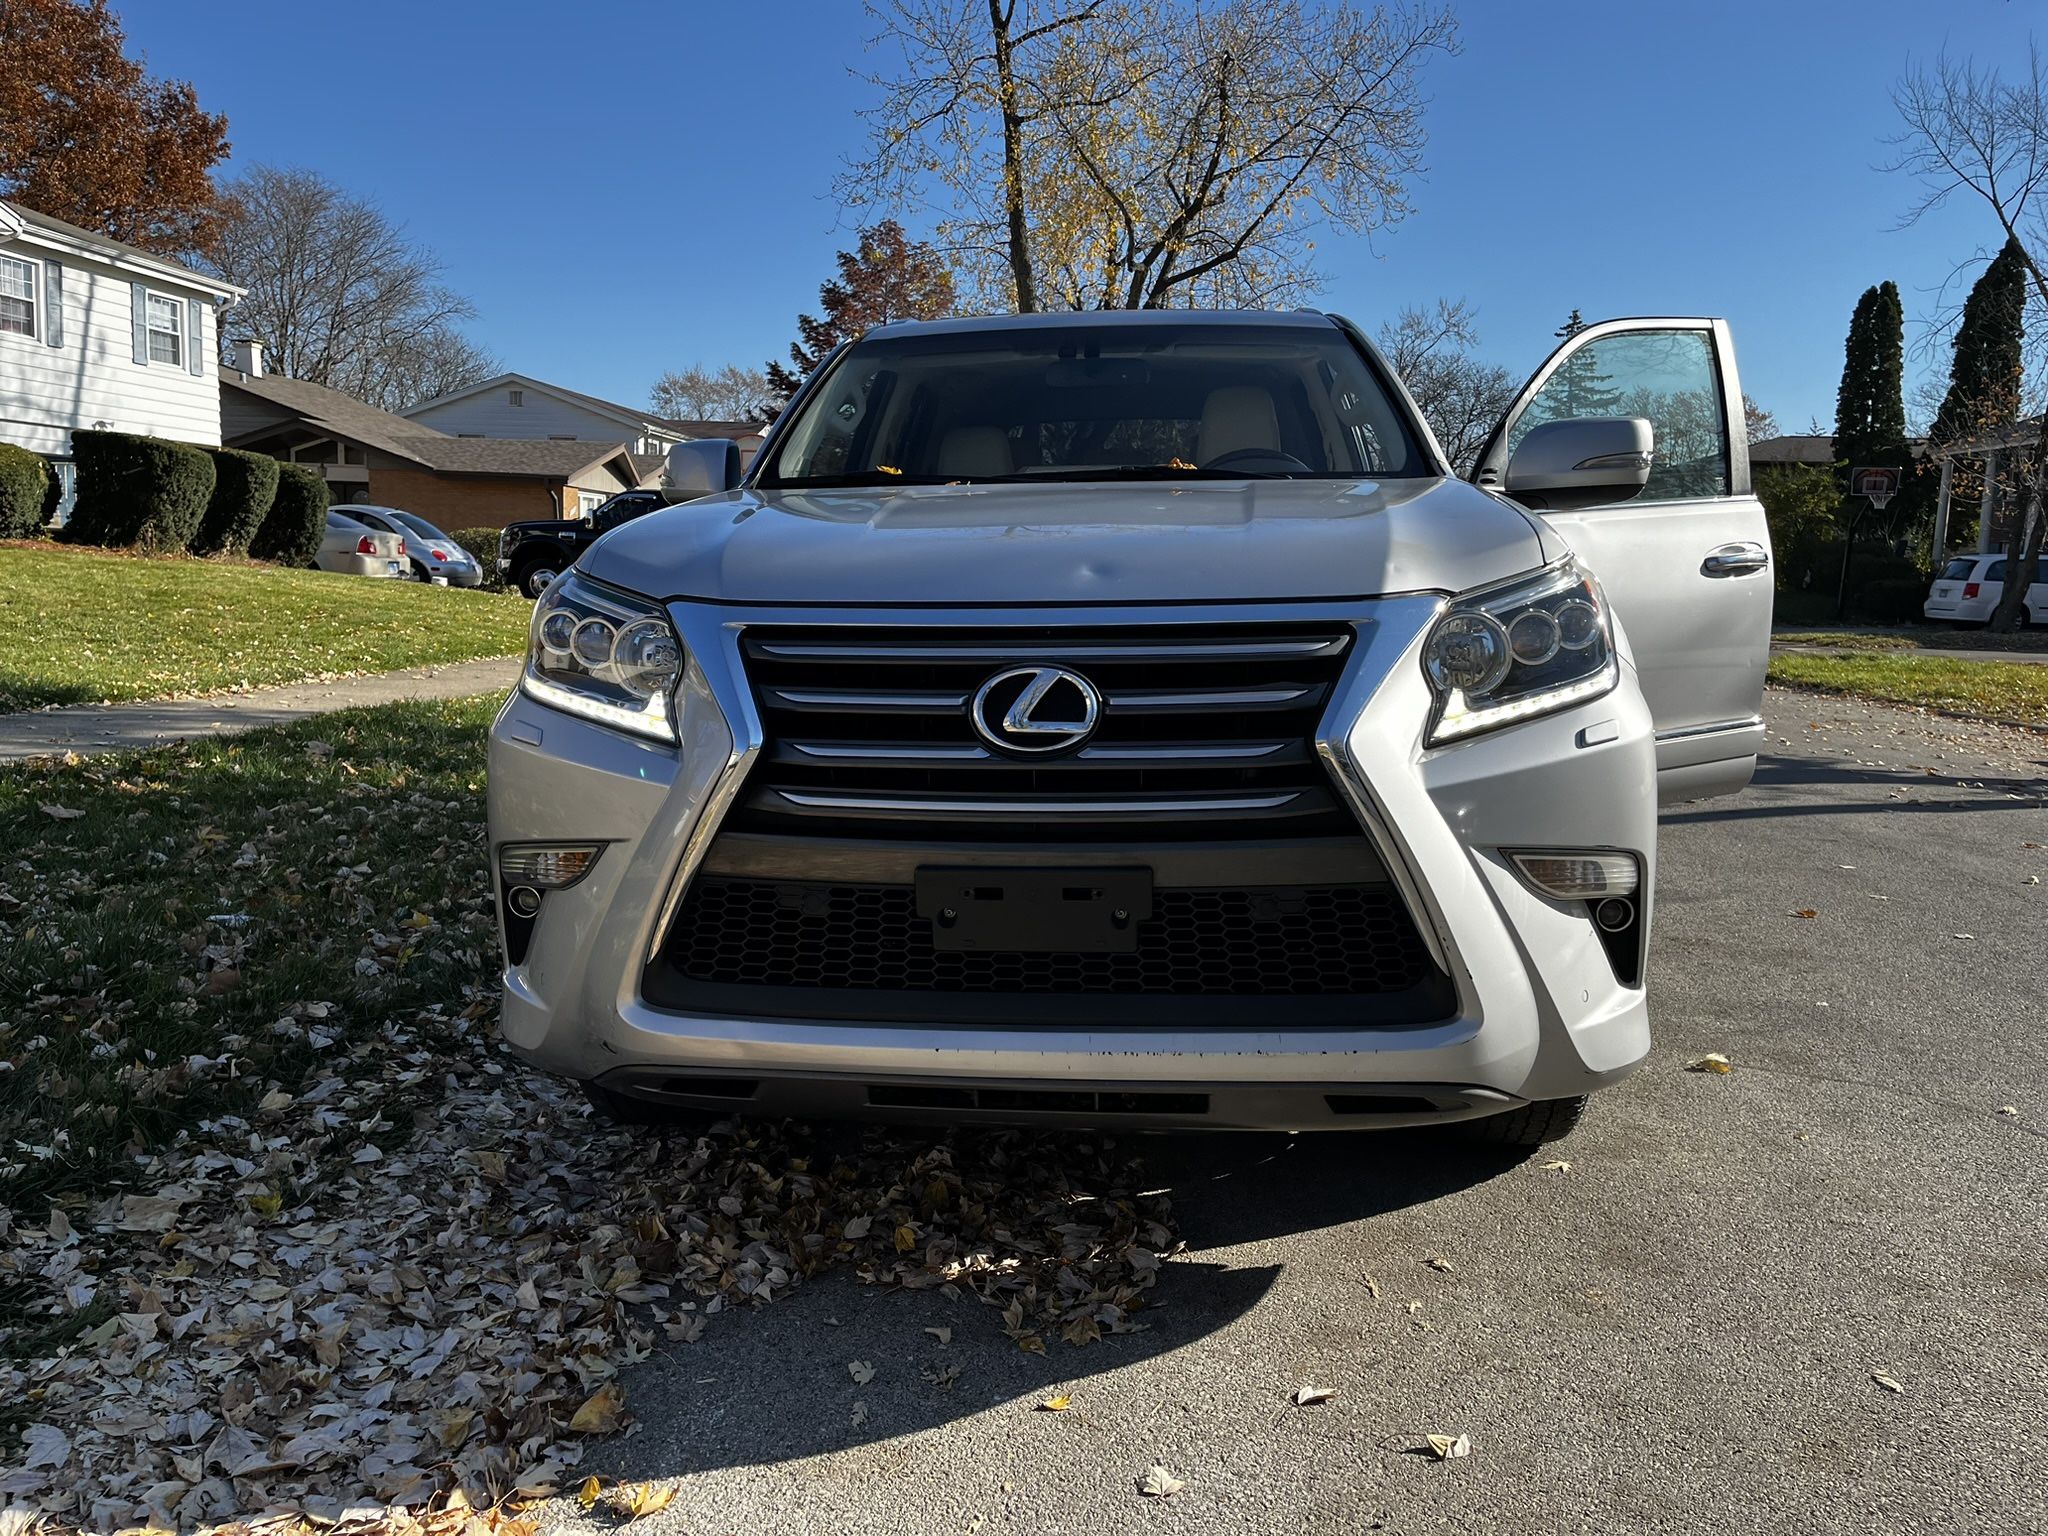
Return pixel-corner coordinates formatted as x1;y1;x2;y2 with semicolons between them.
487;597;1657;1129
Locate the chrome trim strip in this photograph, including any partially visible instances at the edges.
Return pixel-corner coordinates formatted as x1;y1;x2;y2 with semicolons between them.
1109;686;1316;708
762;789;1303;815
1314;598;1457;976
1082;741;1290;761
750;637;1349;661
769;687;969;709
1654;713;1764;743
788;741;991;761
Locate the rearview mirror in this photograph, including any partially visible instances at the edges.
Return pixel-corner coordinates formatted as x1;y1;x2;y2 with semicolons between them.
661;439;742;503
1504;418;1654;511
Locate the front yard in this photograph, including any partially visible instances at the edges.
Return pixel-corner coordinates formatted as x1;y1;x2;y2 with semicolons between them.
1768;650;2048;724
0;543;530;714
0;699;1174;1531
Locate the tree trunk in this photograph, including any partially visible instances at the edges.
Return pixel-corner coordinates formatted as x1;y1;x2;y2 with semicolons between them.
989;0;1039;314
1987;415;2046;632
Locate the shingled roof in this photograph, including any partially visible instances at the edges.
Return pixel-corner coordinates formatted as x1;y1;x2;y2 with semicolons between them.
222;371;451;462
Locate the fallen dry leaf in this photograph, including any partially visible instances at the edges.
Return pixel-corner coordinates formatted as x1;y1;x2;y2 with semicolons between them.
850;1401;868;1427
1790;908;1818;920
576;1477;603;1510
1873;1373;1905;1394
1292;1385;1336;1407
1138;1464;1184;1497
849;1360;876;1385
1426;1433;1473;1460
569;1383;626;1435
1998;1105;2021;1117
614;1481;677;1520
1038;1394;1073;1412
38;803;84;820
1687;1053;1733;1074
1540;1159;1572;1172
1425;1256;1455;1273
925;1325;953;1346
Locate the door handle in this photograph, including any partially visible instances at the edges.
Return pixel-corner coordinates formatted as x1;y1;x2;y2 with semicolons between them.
1701;541;1769;577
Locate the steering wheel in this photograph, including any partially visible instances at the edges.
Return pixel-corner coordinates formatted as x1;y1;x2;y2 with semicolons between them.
1201;446;1314;474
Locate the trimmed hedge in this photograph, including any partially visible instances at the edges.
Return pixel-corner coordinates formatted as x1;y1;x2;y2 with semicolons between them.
1855;578;1929;625
194;448;282;556
449;526;506;588
249;462;329;566
68;429;216;553
0;443;52;539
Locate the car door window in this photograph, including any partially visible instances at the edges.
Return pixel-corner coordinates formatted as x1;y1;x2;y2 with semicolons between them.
1506;329;1729;503
1986;560;2007;582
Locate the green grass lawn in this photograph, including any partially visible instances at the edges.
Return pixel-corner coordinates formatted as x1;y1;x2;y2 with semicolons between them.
0;542;530;713
0;695;501;1218
1769;652;2048;724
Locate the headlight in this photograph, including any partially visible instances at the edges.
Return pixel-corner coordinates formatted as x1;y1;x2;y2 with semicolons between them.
1422;559;1617;744
521;570;683;743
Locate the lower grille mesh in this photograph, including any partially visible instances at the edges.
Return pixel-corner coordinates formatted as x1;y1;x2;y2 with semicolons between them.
668;877;1435;997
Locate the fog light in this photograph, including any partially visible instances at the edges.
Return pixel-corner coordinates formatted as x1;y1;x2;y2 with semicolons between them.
499;843;602;889
1509;851;1639;900
505;885;542;918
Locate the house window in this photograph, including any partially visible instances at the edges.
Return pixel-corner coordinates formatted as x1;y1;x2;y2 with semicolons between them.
577;490;606;514
146;293;184;366
0;255;36;338
509;389;525;407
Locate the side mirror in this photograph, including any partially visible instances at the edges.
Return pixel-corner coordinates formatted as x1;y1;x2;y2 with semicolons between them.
661;439;742;503
1504;418;1654;511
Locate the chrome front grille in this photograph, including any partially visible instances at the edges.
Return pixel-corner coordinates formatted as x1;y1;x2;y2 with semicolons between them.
728;624;1358;841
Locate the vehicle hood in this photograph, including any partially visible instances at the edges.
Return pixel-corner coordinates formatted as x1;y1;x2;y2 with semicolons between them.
579;477;1548;607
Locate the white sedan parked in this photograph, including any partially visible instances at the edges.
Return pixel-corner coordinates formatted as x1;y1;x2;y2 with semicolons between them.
1924;553;2045;625
316;510;408;579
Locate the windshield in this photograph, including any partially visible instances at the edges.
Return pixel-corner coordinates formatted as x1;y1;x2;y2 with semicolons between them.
390;511;446;543
758;320;1428;488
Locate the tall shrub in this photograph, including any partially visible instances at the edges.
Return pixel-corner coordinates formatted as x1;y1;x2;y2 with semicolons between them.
193;447;281;555
249;462;328;566
0;443;53;539
449;526;506;587
68;429;215;552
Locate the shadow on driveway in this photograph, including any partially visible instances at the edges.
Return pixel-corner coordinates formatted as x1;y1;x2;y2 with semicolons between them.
581;1132;1526;1485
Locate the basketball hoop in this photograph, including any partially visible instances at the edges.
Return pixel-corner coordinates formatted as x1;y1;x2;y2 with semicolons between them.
1851;465;1901;511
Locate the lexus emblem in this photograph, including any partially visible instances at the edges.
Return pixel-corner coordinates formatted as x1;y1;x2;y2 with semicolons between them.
970;665;1102;755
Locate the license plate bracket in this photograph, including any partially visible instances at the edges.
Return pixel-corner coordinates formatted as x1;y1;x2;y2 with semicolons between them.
915;867;1153;952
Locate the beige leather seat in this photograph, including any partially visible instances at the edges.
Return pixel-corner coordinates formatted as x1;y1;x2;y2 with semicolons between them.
1196;386;1281;464
936;425;1014;478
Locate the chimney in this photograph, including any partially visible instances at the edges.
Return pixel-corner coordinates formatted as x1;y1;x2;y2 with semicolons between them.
228;338;264;378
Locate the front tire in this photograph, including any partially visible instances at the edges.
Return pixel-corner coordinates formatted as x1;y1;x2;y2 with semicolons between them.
518;562;562;600
1464;1095;1586;1148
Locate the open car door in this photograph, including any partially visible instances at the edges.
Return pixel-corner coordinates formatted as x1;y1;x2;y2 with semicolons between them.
1470;318;1773;803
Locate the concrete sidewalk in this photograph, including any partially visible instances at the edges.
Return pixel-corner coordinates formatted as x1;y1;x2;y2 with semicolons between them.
0;655;520;764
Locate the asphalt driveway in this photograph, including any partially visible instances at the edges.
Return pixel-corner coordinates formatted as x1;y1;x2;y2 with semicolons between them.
548;690;2047;1536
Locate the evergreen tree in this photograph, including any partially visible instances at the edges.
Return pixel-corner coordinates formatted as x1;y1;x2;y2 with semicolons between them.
1931;238;2027;449
1547;308;1619;417
1832;282;1909;477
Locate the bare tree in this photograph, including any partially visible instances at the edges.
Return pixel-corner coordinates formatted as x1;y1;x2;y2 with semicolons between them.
650;364;775;422
205;165;498;412
1890;48;2048;631
844;0;1457;312
1375;300;1514;473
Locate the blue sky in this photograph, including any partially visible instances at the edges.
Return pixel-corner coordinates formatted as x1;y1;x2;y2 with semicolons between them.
120;0;2037;431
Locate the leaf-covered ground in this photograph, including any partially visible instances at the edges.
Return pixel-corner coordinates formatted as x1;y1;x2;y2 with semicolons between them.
1768;651;2048;724
0;700;1178;1533
0;543;529;714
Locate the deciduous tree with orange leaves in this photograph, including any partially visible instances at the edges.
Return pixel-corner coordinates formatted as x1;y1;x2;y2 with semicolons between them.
0;0;229;255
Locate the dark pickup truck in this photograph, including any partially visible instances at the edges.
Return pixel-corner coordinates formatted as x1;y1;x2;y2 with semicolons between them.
498;489;666;598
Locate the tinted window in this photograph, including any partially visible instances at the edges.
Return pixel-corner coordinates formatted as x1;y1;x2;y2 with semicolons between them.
390;511;445;542
1508;328;1729;502
1941;557;1978;580
1987;560;2007;582
761;322;1426;487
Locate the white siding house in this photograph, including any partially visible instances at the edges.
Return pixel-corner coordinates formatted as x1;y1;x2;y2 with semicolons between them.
403;373;684;458
0;201;243;490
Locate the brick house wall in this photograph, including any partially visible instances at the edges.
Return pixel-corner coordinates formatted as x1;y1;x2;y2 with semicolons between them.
365;464;564;529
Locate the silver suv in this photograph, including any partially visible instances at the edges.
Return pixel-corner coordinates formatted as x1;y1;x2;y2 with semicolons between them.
486;311;1771;1145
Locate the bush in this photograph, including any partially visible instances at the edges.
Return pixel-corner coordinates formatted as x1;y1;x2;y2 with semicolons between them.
0;443;53;539
448;526;506;588
248;462;329;566
193;448;281;556
68;429;216;553
1853;578;1929;625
